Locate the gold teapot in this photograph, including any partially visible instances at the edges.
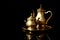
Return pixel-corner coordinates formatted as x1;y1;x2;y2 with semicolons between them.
25;11;37;31
36;5;53;25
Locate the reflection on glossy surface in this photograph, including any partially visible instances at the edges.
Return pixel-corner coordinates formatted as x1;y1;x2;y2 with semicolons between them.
24;32;51;40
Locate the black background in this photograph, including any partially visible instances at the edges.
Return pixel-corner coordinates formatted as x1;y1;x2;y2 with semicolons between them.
8;0;58;40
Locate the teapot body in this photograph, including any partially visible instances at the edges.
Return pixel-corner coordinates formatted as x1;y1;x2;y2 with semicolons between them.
36;11;46;24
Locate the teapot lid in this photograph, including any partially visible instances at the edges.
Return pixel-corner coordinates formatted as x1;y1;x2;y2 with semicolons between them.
27;11;35;20
37;4;46;12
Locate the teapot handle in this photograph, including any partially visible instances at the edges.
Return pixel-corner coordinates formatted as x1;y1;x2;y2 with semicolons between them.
45;11;53;24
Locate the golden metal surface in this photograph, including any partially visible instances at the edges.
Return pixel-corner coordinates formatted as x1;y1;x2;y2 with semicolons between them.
26;12;36;27
23;4;53;40
24;4;53;31
36;5;53;24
